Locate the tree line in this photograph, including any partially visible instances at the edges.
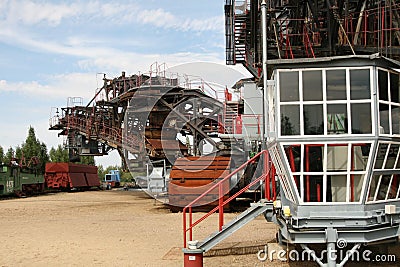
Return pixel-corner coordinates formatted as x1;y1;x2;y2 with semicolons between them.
0;126;94;173
0;126;134;182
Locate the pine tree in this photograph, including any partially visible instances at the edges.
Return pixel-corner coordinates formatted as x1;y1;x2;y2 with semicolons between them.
21;126;48;172
80;155;95;165
5;147;14;163
49;145;69;162
0;145;4;164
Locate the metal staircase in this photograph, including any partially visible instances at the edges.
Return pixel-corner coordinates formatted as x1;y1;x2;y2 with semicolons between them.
223;101;241;134
196;200;270;252
183;150;277;252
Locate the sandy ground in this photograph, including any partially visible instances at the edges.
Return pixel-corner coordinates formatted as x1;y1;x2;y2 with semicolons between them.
0;190;398;267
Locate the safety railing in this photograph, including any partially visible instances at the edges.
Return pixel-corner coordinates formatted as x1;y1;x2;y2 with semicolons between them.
219;114;262;135
64;110;144;153
343;3;400;48
183;150;276;247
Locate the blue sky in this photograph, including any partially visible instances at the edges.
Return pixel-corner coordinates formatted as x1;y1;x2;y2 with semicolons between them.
0;0;249;166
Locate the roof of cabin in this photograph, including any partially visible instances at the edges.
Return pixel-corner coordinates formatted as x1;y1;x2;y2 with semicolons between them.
267;53;400;70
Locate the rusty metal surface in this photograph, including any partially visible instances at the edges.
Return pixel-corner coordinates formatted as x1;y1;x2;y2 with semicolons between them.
45;163;99;189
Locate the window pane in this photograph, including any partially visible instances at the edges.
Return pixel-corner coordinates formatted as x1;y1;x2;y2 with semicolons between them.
378;70;389;101
304;175;323;202
280;72;299;102
350;69;370;100
367;175;380;201
385;144;399;169
379;103;390;134
351;103;372;134
304;145;324;172
351;174;365;202
304;104;323;135
280;105;300;135
284;145;301;172
327;145;348;172
388;174;400;199
327;175;347;202
391;105;400;134
390;72;400;103
327;69;346;100
375;143;389;169
327;104;348;134
352;144;371;171
376;175;391;200
303;70;323;101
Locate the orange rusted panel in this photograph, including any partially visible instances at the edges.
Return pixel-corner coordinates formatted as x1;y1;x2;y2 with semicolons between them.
45;163;99;189
168;156;231;208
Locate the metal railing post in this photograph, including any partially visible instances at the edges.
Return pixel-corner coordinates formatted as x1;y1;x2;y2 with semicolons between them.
219;183;224;231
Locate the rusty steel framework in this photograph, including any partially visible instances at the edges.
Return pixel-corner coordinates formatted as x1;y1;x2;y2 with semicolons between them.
49;64;243;171
226;0;400;78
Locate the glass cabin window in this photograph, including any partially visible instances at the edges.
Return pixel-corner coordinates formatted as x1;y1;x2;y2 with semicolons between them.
279;68;372;137
390;73;400;102
351;144;370;171
351;174;365;202
351;103;372;134
379;70;389;101
327;175;347;202
385;144;399;169
388;175;400;199
280;72;299;102
350;69;370;100
327;104;348;134
379;103;390;134
303;175;323;202
281;105;300;135
378;69;400;136
304;104;323;135
327;69;346;100
392;105;400;134
284;145;301;172
303;145;324;172
303;71;323;101
375;143;389;169
369;142;400;202
282;143;371;203
376;175;391;201
327;145;348;172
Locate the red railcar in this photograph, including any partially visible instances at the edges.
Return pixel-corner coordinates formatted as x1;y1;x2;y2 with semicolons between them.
45;163;100;190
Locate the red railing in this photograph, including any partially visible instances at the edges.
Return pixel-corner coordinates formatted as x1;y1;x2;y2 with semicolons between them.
64;111;143;152
182;150;276;248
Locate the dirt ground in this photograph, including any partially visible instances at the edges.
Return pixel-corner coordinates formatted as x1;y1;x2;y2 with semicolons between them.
0;190;398;267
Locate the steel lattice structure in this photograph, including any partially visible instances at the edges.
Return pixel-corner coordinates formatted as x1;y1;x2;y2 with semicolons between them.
225;0;400;78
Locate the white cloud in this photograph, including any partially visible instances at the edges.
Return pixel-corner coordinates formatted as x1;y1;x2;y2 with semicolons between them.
1;0;222;32
77;51;224;75
5;0;80;26
0;73;98;100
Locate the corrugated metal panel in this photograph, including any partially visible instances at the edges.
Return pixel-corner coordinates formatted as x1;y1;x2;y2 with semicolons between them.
85;173;100;187
69;173;88;187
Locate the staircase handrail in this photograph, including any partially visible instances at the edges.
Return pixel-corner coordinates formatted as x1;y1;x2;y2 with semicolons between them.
183;149;275;247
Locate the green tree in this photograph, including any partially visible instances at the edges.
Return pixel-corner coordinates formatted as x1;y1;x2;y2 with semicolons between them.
20;126;48;172
5;147;14;163
0;145;4;164
80;155;95;166
49;145;69;162
15;145;22;159
97;164;104;179
40;142;49;168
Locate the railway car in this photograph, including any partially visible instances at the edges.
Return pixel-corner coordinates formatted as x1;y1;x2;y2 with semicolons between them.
45;162;100;190
0;161;44;197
